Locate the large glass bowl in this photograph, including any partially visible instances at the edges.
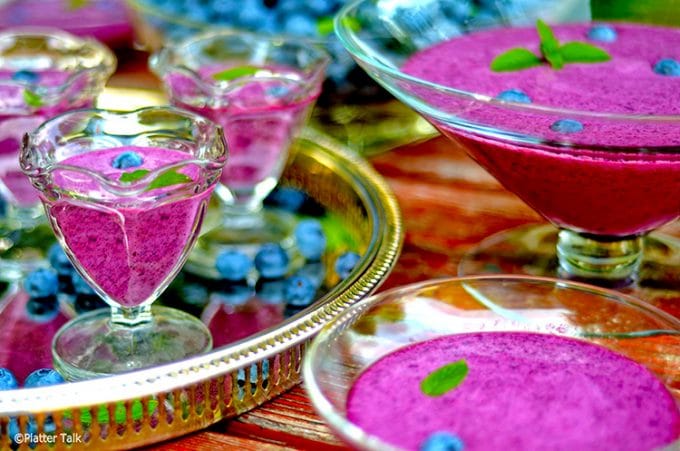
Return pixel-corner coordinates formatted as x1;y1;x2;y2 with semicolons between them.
334;0;680;299
303;275;680;450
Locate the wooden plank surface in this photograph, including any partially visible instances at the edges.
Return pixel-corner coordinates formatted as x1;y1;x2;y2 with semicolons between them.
146;133;679;450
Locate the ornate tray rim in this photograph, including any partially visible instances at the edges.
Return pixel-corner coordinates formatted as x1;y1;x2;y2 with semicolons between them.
0;127;403;418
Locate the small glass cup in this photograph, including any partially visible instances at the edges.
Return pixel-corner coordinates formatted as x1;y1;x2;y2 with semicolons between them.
0;27;116;280
150;31;329;274
21;107;227;380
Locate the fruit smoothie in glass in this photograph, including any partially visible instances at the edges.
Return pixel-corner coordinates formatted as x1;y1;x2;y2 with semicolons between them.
347;332;680;450
167;64;318;203
402;23;680;237
45;146;213;307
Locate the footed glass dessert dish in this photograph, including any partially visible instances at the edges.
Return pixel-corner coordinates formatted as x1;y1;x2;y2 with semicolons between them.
150;31;329;274
0;27;115;281
20;107;226;380
304;276;680;450
335;0;679;298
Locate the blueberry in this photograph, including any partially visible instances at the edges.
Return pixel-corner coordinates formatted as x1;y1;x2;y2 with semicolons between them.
0;368;18;390
496;89;531;104
334;252;361;279
284;274;317;307
420;432;465;451
215;250;252;281
23;268;59;298
283;13;318;37
296;262;325;288
25;295;59;323
24;368;64;388
11;70;39;84
179;282;209;307
265;187;307;212
112;151;144;169
295;219;326;261
550;119;584;133
212;281;253;305
255;278;286;304
587;25;617;43
653;58;680;76
71;272;95;295
254;243;289;279
73;294;107;314
47;243;73;275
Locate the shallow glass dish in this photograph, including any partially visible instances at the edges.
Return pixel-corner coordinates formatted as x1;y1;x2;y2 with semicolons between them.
303;275;680;450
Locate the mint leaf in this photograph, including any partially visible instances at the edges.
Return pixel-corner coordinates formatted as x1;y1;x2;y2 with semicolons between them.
490;48;542;72
560;41;611;63
212;66;259;81
420;359;469;397
147;169;192;190
536;19;563;69
23;89;43;107
67;0;90;9
317;16;335;36
120;169;150;183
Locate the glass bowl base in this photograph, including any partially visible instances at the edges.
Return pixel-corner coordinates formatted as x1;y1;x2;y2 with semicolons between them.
52;306;212;381
185;207;296;279
458;224;680;305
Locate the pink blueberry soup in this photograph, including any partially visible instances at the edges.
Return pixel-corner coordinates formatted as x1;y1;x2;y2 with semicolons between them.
402;23;680;236
347;331;680;450
166;65;318;196
0;69;92;206
45;146;211;307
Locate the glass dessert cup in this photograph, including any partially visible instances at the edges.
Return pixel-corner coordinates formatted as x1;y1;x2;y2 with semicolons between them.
150;31;329;275
0;27;116;280
335;0;680;299
20;107;227;380
303;275;680;450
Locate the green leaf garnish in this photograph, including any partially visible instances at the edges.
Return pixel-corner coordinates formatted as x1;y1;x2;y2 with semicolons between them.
536;19;563;69
560;41;612;63
63;399;159;425
317;16;335;36
420;359;469;397
23;89;43;107
119;169;150;183
490;19;611;72
212;65;259;81
119;168;191;190
490;48;543;72
67;0;90;9
147;169;192;190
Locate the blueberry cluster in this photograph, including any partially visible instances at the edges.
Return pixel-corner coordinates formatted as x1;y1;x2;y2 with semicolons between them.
213;217;361;312
0;367;64;446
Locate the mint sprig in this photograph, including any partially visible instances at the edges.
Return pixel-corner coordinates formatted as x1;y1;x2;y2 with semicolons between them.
23;89;43;107
491;19;611;72
212;66;259;81
119;168;192;190
420;359;469;397
67;0;90;9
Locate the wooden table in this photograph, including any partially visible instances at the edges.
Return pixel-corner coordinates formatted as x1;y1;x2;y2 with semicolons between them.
146;132;680;450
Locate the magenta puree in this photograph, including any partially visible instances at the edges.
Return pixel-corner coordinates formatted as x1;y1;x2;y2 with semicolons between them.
166;66;317;193
0;70;92;206
347;332;680;450
45;146;210;307
402;23;680;236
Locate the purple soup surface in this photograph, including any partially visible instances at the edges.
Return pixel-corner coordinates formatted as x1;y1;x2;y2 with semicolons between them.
347;332;680;450
45;146;211;307
402;23;680;236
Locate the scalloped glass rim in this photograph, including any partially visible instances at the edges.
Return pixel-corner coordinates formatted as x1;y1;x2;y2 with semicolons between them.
0;26;116;105
333;0;680;123
303;274;680;451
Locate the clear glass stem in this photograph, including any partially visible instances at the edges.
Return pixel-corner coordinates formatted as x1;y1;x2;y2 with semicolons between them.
110;304;153;327
556;229;643;281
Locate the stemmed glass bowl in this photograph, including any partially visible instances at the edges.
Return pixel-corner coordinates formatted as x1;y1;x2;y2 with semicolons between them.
150;31;329;274
334;0;679;298
21;106;226;380
0;27;115;280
